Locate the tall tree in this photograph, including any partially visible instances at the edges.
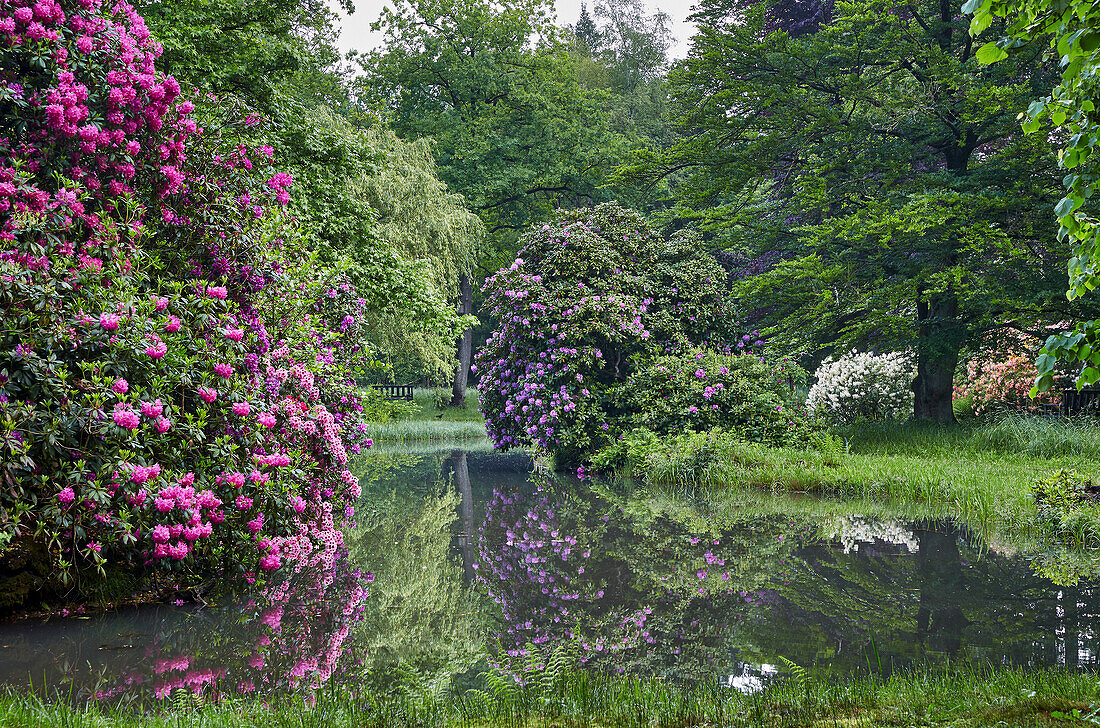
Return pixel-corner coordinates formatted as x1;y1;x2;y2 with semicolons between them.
137;0;350;109
625;0;1100;421
360;0;635;401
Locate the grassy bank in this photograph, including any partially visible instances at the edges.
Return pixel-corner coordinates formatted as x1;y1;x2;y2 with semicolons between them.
2;665;1095;727
364;388;487;442
620;416;1100;543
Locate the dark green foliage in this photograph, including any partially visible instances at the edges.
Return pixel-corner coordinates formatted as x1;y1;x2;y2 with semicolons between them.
625;0;1100;422
623;349;813;446
138;0;347;109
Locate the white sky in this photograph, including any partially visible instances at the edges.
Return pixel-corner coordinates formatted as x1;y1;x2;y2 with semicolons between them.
330;0;701;60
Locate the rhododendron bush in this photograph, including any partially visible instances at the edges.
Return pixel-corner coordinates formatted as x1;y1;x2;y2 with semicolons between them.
475;203;747;466
805;350;915;422
625;349;813;446
954;332;1059;416
0;0;372;610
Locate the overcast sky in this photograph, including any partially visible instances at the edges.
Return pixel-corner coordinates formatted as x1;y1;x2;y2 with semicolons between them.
329;0;701;60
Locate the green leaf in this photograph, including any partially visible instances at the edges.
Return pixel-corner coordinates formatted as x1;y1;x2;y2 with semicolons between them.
976;42;1008;64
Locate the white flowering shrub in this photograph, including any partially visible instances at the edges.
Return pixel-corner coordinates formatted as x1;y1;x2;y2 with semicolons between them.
805;350;914;421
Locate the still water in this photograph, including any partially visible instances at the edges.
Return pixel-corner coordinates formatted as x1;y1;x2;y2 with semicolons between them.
1;440;1097;700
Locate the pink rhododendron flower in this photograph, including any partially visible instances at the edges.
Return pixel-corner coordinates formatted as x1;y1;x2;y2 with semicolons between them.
99;312;120;330
213;362;233;378
145;341;167;358
112;403;140;429
198;386;218;403
207;286;227;299
57;486;75;506
232;401;249;416
112;378;129;394
165;315;181;333
257;412;276;427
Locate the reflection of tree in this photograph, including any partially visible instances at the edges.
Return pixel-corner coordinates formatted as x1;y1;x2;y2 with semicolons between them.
348;457;488;693
739;519;1100;675
914;522;969;655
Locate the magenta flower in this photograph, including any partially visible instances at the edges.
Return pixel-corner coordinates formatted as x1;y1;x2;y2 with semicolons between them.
154;416;172;433
57;486;75;506
198;386;218;403
112;404;140;429
257;412;276;428
232;401;250;416
165;315;181;333
224;327;244;342
213;362;234;378
99;312;120;330
145;341;167;358
154;296;169;311
112;378;129;394
207;286;228;299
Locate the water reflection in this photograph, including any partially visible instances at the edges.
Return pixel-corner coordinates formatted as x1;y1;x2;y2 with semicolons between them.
0;558;368;701
3;443;1100;700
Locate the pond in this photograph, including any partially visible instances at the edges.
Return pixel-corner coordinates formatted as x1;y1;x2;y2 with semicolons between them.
2;440;1098;701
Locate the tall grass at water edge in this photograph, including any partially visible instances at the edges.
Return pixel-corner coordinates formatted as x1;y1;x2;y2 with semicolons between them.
364;388;487;442
639;415;1100;544
1;665;1095;727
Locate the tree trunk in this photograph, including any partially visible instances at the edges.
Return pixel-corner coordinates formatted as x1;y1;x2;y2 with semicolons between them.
913;289;962;423
451;449;476;584
451;273;473;407
914;520;969;656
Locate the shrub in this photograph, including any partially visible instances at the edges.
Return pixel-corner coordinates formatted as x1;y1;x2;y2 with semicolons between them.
475;203;746;466
1033;470;1100;548
805;350;914;422
624;349;814;446
954;332;1059;416
0;0;370;613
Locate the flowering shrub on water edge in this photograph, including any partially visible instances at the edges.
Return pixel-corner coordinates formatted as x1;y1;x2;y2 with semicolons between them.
475;203;748;466
805;350;914;422
0;0;372;625
624;349;813;447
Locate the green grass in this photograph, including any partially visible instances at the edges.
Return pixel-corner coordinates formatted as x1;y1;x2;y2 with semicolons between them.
636;415;1100;544
364;388;487;442
2;664;1096;727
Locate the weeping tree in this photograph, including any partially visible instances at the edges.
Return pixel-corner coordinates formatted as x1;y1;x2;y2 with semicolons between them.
354;126;484;390
265;104;483;384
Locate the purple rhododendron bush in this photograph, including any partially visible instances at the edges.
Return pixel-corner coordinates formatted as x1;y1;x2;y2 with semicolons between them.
475;203;795;468
0;0;373;614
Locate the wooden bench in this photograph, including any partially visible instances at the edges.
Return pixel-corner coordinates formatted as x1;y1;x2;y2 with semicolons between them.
370;383;414;401
1061;388;1100;416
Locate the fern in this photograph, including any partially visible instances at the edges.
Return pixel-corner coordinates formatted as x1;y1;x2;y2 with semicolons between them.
778;656;809;689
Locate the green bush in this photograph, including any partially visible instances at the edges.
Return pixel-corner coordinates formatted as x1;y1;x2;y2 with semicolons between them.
623;349;815;447
1033;469;1100;547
